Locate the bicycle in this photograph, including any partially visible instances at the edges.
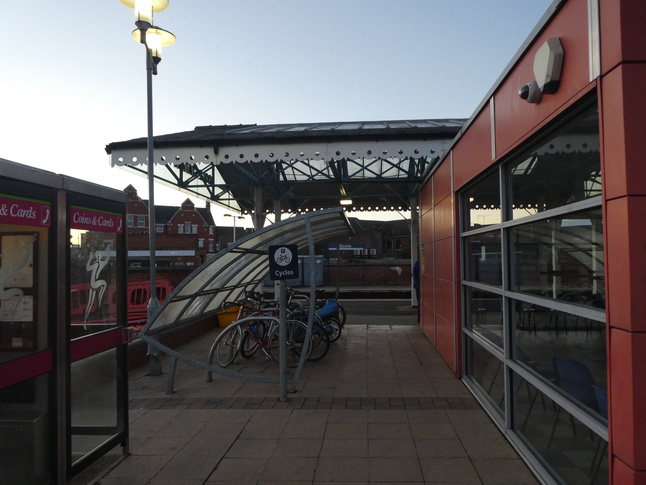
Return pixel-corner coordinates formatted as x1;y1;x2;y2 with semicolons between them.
287;287;346;327
209;289;333;369
236;291;331;361
210;315;315;368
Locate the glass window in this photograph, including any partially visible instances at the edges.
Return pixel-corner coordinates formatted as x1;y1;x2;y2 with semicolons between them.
127;215;134;227
513;295;606;402
463;170;501;230
514;374;607;484
463;231;502;286
510;208;604;307
510;105;600;220
184;222;191;233
0;195;51;357
460;101;605;485
155;224;164;233
137;215;146;228
465;287;503;347
70;347;118;466
70;207;122;340
465;336;505;416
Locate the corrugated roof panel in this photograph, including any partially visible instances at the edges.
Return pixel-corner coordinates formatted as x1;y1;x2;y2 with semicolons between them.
360;122;388;130
334;122;363;130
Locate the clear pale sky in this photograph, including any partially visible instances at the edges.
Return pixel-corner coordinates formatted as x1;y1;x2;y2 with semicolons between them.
0;1;552;225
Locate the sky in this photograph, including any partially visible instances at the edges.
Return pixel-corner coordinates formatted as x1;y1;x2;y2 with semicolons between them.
0;1;553;227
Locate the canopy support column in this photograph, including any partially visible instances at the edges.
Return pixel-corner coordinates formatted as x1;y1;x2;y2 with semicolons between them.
274;199;282;223
252;186;266;229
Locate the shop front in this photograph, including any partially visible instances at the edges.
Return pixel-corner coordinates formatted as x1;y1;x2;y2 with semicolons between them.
0;159;128;484
418;0;646;483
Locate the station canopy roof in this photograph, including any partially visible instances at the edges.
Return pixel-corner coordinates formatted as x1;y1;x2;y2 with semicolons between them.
106;119;465;217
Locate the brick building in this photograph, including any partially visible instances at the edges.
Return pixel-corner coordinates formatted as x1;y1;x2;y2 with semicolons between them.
124;185;216;272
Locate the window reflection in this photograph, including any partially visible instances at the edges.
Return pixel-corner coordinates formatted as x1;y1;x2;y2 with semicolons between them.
464;231;502;286
463;170;501;230
0;229;48;356
514;374;607;484
465;287;503;347
460;101;605;485
70;348;118;465
510;105;601;220
511;209;604;308
465;336;504;416
70;229;118;340
514;297;606;409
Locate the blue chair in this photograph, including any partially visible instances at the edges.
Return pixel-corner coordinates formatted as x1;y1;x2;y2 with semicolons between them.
547;357;597;448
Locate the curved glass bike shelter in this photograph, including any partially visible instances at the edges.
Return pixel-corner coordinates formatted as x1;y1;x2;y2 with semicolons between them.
138;208;353;392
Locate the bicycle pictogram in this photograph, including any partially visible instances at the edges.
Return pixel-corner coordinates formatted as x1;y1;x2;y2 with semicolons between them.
274;247;292;266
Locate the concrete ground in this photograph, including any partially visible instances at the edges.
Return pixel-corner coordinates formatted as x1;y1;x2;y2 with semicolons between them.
80;299;539;485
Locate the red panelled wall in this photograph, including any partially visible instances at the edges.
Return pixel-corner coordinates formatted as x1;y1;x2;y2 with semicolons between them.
600;21;646;480
452;105;493;190
494;0;592;160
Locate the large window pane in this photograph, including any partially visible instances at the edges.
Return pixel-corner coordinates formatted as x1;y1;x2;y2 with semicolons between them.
514;374;607;485
510;208;604;307
464;231;502;286
463;170;501;230
70;348;118;465
0;225;50;358
465;336;504;416
70;229;118;340
513;297;606;409
465;287;503;348
510;105;600;220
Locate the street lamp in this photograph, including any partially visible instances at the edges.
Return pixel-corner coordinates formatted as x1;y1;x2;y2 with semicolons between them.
119;0;175;375
224;214;245;242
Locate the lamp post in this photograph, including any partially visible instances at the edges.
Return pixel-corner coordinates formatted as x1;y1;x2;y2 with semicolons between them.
224;214;245;243
119;0;175;375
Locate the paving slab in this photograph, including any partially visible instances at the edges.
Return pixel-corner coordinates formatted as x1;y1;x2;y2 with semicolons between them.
75;307;539;485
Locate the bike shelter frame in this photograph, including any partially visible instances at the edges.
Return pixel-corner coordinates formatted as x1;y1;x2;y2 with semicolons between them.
137;209;352;396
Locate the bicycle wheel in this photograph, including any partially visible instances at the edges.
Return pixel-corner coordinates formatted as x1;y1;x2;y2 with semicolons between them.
323;317;342;342
268;319;313;367
240;320;267;358
215;324;242;367
308;322;331;361
338;303;346;326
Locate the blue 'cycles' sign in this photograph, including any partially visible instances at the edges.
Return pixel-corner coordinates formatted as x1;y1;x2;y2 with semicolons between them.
268;245;299;281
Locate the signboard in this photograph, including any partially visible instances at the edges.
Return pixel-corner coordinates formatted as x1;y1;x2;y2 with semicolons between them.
0;194;51;227
268;245;299;281
70;206;123;233
328;243;364;251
